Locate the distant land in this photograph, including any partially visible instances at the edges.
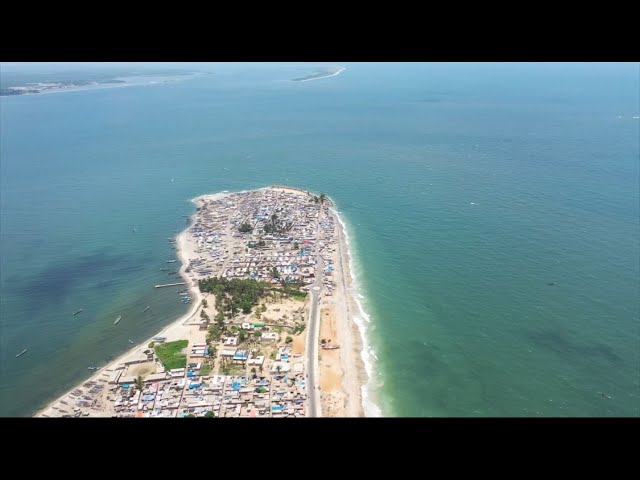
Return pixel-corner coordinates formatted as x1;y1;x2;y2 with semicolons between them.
0;79;126;96
292;67;346;82
0;70;201;96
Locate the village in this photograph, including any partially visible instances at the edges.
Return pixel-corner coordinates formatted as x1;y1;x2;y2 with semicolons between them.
39;186;344;418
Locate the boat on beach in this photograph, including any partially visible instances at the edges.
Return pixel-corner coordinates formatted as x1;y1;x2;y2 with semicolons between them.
16;348;27;358
73;309;84;316
114;315;122;325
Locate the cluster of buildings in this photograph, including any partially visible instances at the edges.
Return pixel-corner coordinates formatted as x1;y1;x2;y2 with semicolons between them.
186;188;328;286
108;344;306;417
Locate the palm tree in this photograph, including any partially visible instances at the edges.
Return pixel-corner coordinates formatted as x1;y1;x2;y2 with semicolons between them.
135;375;144;391
251;367;257;378
319;193;326;204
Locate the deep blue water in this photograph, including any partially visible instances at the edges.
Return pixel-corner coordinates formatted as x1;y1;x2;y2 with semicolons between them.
1;62;638;416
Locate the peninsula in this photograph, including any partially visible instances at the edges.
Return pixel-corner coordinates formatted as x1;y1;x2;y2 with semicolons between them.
35;186;366;418
292;66;346;82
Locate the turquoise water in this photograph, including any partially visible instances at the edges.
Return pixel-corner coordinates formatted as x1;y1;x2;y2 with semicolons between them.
1;62;638;417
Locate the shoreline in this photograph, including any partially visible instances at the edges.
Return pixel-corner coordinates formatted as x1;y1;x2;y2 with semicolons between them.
331;208;382;417
34;186;375;417
294;67;346;83
33;196;215;417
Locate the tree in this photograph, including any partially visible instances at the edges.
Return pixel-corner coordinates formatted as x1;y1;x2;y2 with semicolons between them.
135;375;144;391
148;342;155;349
271;266;280;278
293;242;299;250
319;193;326;204
239;222;253;233
285;336;293;344
204;411;215;418
251;367;257;378
239;330;247;343
202;298;208;308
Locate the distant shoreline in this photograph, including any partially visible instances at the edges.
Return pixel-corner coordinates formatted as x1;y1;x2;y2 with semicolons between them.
292;67;346;82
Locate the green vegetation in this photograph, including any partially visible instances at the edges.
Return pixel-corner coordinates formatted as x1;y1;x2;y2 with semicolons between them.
154;340;189;370
199;364;212;375
254;330;262;337
202;298;208;308
293;242;299;250
258;239;266;247
199;277;271;318
239;330;247;343
263;213;293;235
285;336;293;344
313;193;327;204
288;289;307;301
271;266;280;278
207;323;224;343
204;410;216;418
239;222;253;233
135;375;144;391
290;323;306;335
148;342;155;349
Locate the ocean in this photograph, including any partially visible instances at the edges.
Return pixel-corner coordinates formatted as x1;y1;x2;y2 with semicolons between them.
1;62;638;417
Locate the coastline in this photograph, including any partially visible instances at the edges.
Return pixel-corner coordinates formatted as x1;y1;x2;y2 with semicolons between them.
34;187;374;418
295;67;346;83
33;196;214;417
331;208;382;417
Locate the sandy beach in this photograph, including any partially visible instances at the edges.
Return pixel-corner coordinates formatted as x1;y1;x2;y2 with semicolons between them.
295;67;346;83
34;201;213;417
319;208;366;416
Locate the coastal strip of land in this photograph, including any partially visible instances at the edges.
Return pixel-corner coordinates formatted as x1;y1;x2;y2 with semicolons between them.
35;186;367;418
292;67;346;82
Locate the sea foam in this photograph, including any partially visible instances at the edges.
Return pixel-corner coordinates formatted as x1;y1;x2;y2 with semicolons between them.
334;209;383;417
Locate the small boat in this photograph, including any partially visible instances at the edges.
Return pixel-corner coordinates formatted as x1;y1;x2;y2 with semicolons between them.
143;305;150;313
73;308;84;316
322;345;340;350
114;315;122;325
160;268;170;271
166;260;177;264
16;348;27;358
128;339;134;344
87;366;99;371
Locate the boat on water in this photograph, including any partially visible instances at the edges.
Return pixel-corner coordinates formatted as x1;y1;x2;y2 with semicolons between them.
87;366;100;371
128;339;134;344
73;309;84;316
143;305;150;313
166;260;177;263
114;315;122;325
16;348;27;358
